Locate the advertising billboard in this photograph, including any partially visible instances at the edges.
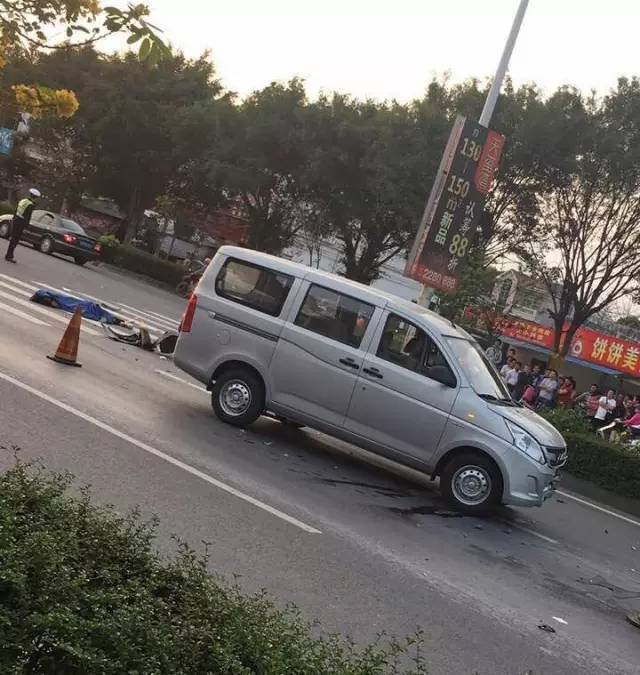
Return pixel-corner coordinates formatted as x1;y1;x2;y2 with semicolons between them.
406;116;505;292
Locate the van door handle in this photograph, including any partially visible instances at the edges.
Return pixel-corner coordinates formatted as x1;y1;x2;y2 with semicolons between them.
339;357;359;369
363;367;383;379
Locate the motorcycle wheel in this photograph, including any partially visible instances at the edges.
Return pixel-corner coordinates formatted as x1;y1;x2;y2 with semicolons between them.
176;281;190;297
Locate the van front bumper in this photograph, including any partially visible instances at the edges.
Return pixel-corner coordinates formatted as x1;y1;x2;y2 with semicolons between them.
502;455;561;507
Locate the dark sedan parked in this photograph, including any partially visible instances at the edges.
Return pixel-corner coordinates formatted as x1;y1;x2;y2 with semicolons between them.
0;210;102;265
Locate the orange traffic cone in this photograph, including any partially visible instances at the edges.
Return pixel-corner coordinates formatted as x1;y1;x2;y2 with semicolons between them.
47;306;82;367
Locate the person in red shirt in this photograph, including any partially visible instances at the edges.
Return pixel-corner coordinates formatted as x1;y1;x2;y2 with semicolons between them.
623;407;640;436
575;384;600;419
556;376;576;408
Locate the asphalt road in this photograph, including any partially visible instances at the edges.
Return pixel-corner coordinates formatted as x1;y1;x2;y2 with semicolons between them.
0;245;639;675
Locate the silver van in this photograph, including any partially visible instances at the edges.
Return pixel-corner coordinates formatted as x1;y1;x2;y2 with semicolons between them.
175;246;566;514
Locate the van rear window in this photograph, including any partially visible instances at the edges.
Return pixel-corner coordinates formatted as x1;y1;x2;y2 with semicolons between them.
215;259;293;317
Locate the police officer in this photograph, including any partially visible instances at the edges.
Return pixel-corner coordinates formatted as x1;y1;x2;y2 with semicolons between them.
5;188;41;263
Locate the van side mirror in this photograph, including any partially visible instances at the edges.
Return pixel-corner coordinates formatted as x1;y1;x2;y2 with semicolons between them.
427;365;457;388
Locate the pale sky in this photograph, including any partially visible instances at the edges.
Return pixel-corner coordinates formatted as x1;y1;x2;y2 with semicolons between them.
140;0;640;100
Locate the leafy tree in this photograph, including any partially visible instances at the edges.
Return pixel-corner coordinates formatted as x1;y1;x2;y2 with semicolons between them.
438;248;509;341
617;315;640;330
521;78;640;360
206;79;310;254
7;46;224;241
307;95;428;283
0;2;167;121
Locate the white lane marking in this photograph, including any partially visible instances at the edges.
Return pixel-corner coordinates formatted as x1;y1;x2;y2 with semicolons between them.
0;370;321;535
508;520;559;545
107;305;176;331
29;282;163;336
0;279;32;297
118;310;177;331
552;616;568;625
33;282;84;299
29;281;177;330
61;287;108;305
155;369;207;392
0;273;39;291
61;287;175;333
0;299;50;326
0;288;100;336
119;302;179;324
556;489;640;528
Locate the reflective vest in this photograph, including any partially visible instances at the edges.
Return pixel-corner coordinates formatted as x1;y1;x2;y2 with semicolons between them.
15;198;33;219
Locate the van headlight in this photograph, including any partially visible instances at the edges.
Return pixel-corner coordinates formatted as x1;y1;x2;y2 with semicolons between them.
505;420;546;465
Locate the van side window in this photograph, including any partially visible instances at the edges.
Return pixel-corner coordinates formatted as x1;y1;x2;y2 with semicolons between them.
295;284;374;348
377;314;454;380
215;258;293;317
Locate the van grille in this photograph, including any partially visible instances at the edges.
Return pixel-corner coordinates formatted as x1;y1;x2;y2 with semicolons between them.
545;446;568;468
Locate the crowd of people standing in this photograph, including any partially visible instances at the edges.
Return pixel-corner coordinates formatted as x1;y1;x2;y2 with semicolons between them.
496;347;640;437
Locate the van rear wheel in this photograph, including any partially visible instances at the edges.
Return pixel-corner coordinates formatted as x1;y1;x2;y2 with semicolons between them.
211;369;264;427
440;452;502;515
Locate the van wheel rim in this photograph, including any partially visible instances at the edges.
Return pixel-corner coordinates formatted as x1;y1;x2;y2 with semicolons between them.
452;466;491;506
219;380;252;417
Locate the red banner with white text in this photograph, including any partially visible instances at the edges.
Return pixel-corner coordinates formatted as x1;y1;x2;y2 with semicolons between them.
501;319;640;378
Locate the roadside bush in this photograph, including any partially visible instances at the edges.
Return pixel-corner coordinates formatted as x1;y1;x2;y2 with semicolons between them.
541;409;640;498
561;432;640;499
0;200;13;215
111;244;184;286
0;459;427;674
541;407;590;434
98;233;121;263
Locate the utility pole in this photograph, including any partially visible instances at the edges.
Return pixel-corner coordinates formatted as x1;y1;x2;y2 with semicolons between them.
479;0;530;128
413;0;529;309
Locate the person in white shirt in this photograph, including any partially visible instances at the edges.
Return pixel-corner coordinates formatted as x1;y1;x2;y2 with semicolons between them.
505;361;521;392
500;357;515;382
592;389;617;429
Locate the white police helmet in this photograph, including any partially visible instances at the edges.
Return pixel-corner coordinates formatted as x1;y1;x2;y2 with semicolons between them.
29;188;41;198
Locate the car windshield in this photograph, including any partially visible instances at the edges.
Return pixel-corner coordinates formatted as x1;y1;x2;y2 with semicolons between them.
446;337;512;401
60;218;86;235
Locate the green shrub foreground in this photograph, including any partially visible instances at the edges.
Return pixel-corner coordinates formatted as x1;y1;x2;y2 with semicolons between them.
541;409;640;499
0;460;427;674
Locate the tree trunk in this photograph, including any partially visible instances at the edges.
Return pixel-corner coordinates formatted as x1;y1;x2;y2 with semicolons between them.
124;184;143;245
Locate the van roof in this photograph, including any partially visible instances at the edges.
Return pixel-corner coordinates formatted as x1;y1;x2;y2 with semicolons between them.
217;246;471;339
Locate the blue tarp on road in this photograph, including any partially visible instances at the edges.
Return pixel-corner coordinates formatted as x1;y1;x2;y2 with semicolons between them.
30;289;118;324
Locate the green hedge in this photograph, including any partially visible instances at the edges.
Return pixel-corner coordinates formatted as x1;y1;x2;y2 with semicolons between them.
0;200;14;215
540;410;640;498
0;460;426;674
562;431;640;499
111;245;184;286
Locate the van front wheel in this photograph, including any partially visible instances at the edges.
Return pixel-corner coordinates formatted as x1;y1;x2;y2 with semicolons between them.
440;452;502;515
211;369;264;427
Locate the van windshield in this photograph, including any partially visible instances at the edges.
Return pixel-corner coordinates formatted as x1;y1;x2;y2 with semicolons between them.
446;337;512;401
